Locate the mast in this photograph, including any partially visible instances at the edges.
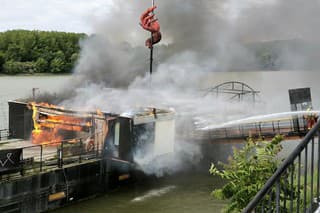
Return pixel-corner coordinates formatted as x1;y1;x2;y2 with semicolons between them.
149;0;155;76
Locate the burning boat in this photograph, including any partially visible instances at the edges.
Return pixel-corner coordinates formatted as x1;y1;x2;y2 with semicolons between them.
0;101;175;213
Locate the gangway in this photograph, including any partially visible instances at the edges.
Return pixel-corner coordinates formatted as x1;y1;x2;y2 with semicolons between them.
192;116;313;143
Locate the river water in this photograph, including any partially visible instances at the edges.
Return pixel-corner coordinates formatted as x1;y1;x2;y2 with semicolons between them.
1;71;320;212
52;172;227;213
0;75;71;129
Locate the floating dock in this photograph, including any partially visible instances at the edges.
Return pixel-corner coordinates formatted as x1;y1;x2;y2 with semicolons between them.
0;101;175;213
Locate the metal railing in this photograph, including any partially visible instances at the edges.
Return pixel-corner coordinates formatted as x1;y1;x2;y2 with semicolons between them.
192;117;308;142
0;134;105;179
243;119;320;212
21;145;43;173
0;129;10;141
56;138;103;169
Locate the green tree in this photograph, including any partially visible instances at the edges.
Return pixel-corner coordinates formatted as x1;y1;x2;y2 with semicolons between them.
50;58;65;73
0;51;5;72
3;60;21;74
0;30;86;74
210;135;299;212
5;44;22;61
35;57;48;73
3;61;36;74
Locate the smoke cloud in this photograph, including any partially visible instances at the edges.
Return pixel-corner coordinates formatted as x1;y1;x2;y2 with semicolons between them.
72;0;320;89
58;0;320;176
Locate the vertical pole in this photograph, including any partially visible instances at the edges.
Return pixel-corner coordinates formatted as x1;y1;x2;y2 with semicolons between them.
79;139;82;163
311;138;315;211
290;163;294;212
297;153;301;211
317;128;320;203
32;88;39;101
275;180;280;213
149;0;155;76
40;145;43;172
304;146;308;213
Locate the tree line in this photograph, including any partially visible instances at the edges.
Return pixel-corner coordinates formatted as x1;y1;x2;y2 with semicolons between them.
0;30;87;74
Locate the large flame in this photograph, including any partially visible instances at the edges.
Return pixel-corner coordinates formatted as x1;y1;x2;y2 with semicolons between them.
30;102;92;145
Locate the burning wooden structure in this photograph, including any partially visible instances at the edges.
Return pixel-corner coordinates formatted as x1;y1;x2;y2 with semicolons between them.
0;101;175;213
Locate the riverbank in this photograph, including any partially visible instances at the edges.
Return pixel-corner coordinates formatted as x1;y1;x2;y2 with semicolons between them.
0;72;72;77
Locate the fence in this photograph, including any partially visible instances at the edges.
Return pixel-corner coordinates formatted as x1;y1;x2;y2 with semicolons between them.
0;135;104;179
193;117;309;142
243;119;320;212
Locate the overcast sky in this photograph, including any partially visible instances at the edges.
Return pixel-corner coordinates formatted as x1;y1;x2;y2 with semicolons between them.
0;0;275;35
0;0;114;34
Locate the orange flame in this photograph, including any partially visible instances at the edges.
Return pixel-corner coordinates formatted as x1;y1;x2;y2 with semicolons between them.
30;102;93;146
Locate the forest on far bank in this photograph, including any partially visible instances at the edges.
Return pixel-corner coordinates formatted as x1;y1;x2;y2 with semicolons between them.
0;29;318;75
0;30;87;74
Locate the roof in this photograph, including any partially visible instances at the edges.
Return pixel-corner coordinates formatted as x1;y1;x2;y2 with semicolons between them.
120;107;175;125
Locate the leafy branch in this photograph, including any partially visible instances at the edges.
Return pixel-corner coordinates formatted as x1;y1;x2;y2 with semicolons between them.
210;135;299;212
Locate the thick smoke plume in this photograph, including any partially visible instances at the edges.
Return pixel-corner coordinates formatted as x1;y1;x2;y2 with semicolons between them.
71;0;320;89
58;0;320;176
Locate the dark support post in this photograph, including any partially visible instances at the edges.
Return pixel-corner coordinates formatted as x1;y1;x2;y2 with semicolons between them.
267;190;272;210
259;122;262;135
304;146;308;213
58;142;63;168
311;138;315;211
272;121;275;133
96;133;99;158
32;88;39;100
57;148;60;167
40;145;43;172
275;180;280;213
318;128;320;203
290;163;294;212
79;139;82;163
297;154;301;211
149;0;155;76
150;42;153;75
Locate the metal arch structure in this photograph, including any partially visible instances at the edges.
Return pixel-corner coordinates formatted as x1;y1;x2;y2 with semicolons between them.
204;81;260;102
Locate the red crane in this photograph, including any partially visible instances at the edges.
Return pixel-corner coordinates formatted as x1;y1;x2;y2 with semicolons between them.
140;1;161;75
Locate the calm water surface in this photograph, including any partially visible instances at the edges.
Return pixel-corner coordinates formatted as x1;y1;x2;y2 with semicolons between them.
0;75;71;129
52;172;227;213
0;74;227;213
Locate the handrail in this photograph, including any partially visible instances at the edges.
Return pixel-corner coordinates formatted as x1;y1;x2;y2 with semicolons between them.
243;119;320;212
0;132;106;178
200;117;308;141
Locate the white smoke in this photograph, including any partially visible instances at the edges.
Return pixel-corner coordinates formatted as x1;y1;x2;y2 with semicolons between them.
60;0;320;176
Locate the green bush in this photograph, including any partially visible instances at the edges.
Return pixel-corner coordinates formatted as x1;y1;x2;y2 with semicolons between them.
35;57;48;73
3;61;36;74
210;135;296;212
